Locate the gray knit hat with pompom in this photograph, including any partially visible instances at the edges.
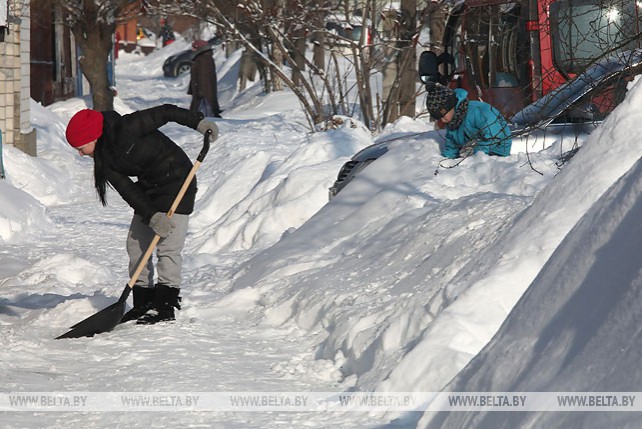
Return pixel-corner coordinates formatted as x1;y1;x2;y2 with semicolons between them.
425;82;457;120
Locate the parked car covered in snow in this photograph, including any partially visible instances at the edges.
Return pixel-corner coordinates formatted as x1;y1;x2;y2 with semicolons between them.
162;36;222;78
328;49;642;199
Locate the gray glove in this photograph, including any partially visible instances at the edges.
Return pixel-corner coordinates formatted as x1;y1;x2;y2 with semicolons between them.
459;140;476;158
149;212;175;238
197;119;219;142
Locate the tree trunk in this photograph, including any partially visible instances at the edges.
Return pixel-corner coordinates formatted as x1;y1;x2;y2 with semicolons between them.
270;41;284;91
381;10;400;124
399;0;417;118
71;16;115;111
239;49;258;91
292;27;306;86
225;39;239;58
310;1;326;71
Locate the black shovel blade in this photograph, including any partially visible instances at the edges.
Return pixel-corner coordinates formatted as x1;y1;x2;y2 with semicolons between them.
56;286;131;339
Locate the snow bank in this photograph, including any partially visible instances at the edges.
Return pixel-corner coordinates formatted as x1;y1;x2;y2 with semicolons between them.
4;101;91;206
377;78;642;394
224;124;557;389
224;78;642;400
419;133;642;429
189;116;372;255
0;179;49;243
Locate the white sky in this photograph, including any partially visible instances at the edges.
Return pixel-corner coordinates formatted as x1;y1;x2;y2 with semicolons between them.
1;36;642;428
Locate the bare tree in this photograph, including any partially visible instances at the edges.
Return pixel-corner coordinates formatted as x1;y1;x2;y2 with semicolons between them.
379;9;401;123
309;0;327;71
36;0;139;111
151;0;419;131
398;0;417;117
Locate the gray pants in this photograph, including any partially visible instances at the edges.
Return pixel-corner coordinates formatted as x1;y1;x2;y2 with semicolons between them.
126;213;189;288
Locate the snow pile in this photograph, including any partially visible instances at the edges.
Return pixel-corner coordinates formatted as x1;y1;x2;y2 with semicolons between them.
222;78;642;398
420;134;642;429
189;117;372;255
0;178;49;243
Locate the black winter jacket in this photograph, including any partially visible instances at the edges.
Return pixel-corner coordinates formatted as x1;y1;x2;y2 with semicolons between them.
95;104;203;223
188;48;221;115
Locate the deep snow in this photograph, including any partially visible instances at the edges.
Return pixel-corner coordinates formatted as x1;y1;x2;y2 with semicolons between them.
1;36;641;428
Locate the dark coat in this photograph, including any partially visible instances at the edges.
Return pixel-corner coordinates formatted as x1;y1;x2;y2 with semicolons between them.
96;105;203;223
188;48;221;115
160;24;175;46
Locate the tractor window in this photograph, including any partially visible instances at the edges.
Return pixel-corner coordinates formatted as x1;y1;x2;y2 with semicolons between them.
550;0;639;75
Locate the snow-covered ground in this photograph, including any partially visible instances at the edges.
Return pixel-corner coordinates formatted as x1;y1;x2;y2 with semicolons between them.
1;37;642;428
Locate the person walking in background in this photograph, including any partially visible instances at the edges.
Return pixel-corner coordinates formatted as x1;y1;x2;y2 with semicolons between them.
159;17;175;47
188;39;222;118
425;82;512;158
64;105;219;324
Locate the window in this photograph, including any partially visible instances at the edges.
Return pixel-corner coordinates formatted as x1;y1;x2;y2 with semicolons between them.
550;0;639;75
463;3;521;88
0;0;7;42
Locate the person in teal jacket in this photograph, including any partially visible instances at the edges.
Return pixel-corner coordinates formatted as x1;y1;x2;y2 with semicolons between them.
425;82;512;159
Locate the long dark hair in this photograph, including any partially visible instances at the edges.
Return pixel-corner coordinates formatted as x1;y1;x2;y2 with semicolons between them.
93;138;110;206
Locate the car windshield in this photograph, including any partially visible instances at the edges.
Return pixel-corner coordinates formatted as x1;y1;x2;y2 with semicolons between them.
351;26;363;42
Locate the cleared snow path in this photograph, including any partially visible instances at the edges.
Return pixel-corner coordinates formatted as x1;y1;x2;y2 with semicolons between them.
1;193;394;428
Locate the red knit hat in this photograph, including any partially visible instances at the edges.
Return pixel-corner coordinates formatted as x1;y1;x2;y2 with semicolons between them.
66;109;104;148
192;39;209;50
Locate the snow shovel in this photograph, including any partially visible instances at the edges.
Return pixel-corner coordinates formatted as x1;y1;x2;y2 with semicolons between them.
56;131;212;339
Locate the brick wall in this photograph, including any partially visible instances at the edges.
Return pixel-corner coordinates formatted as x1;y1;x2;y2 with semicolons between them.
0;0;36;157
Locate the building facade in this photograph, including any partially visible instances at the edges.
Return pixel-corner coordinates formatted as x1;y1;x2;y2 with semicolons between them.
0;0;36;156
30;1;77;106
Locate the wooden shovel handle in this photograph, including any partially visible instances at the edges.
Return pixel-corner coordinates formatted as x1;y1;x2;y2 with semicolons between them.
127;131;211;288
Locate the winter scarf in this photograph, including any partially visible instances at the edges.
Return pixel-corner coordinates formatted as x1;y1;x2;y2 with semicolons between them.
447;98;468;131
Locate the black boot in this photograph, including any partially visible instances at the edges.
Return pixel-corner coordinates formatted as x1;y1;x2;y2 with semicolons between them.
119;286;155;324
137;284;181;325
